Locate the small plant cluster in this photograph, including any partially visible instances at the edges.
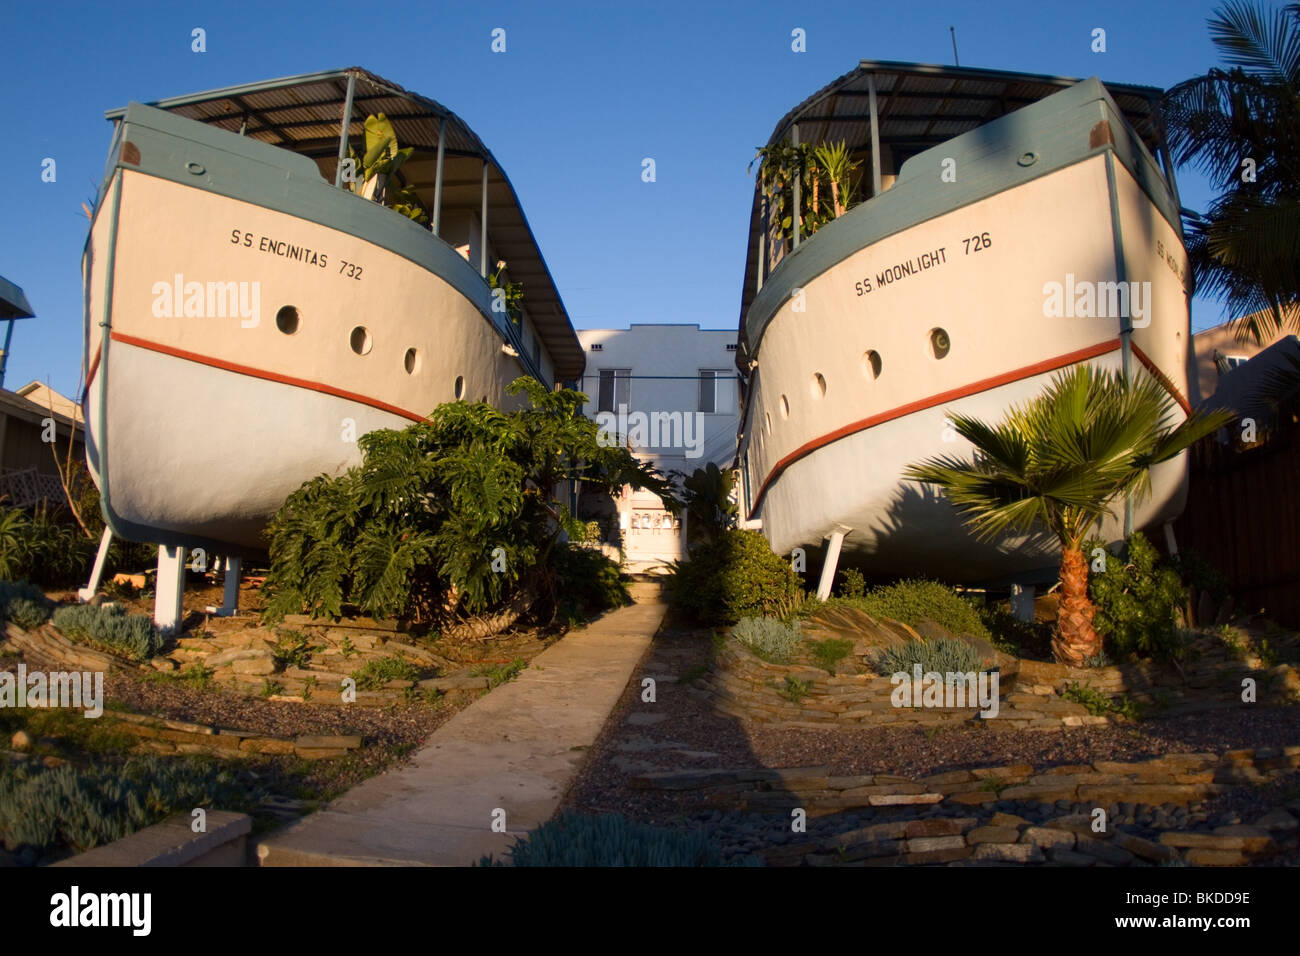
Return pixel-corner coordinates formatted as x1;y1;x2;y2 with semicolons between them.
836;568;866;598
810;578;994;643
870;637;988;677
669;529;802;625
471;658;526;688
271;629;319;671
1088;532;1187;661
0;579;51;630
809;637;854;674
50;603;163;661
480;810;758;867
0;755;261;857
779;675;811;703
1060;682;1145;721
732;616;802;664
349;655;422;690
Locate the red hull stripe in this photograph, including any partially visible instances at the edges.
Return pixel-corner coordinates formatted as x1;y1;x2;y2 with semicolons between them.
747;338;1129;515
88;331;429;423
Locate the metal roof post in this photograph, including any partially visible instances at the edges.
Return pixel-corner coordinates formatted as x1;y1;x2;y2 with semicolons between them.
791;124;801;249
867;72;882;197
333;72;356;188
480;159;490;278
0;318;13;388
432;115;446;237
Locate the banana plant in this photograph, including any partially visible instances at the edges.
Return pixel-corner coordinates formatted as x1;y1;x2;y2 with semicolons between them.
346;113;428;224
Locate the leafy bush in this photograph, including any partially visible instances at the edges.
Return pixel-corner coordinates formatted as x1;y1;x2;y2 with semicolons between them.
262;377;675;627
0;755;260;856
1060;682;1145;721
553;544;629;622
810;637;854;674
836;568;866;598
0;579;50;629
848;579;993;641
870;637;987;677
271;630;319;671
668;529;801;625
0;506;96;587
50;603;164;661
349;655;422;690
732;616;802;663
1088;532;1187;660
480;810;755;867
969;595;1054;660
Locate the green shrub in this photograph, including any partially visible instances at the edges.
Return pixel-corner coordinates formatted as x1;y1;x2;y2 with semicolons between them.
1088;532;1186;661
0;579;50;628
870;637;986;677
810;637;854;674
808;579;993;642
479;810;756;867
471;658;526;688
553;544;629;621
50;603;163;661
970;595;1053;659
669;529;801;625
0;506;97;588
349;654;422;690
779;675;811;702
0;755;260;856
836;568;866;598
732;616;802;663
271;630;318;670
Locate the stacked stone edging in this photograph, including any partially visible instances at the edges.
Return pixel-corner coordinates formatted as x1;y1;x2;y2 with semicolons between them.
103;710;361;759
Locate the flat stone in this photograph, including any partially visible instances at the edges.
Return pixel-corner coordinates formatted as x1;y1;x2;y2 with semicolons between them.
990;812;1031;828
868;793;943;807
1075;835;1134;865
971;843;1044;863
1021;827;1075;849
967;826;1021;844
905;818;974;838
904;846;972;865
294;735;362;750
1111;829;1178;863
1182;848;1248;866
1253;809;1298;831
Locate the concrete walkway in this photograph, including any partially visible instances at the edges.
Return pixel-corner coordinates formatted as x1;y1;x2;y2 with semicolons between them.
256;589;664;866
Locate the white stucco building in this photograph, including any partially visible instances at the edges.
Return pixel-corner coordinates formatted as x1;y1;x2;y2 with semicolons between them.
575;324;740;571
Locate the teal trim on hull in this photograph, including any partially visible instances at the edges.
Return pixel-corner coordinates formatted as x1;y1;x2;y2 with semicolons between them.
741;78;1181;363
113;102;545;382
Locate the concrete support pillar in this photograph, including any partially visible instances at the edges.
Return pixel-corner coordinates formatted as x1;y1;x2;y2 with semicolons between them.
815;530;846;601
1163;521;1179;558
77;526;114;602
154;544;186;635
1009;583;1035;622
220;556;241;616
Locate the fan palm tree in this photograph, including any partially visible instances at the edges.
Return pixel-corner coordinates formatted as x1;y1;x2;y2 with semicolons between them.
1161;1;1300;343
903;366;1234;665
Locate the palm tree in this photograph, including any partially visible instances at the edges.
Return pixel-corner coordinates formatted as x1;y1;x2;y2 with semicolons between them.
1161;1;1300;343
903;366;1234;665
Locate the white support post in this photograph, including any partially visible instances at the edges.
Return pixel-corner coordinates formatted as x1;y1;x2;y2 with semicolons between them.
77;526;114;602
815;530;846;601
154;544;187;635
1163;521;1179;558
220;556;241;616
1009;583;1036;622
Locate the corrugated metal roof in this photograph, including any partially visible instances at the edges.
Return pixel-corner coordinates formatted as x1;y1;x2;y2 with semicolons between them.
738;60;1173;330
105;68;584;380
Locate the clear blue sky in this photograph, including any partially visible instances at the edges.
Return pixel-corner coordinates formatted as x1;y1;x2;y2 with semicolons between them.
1;0;1236;397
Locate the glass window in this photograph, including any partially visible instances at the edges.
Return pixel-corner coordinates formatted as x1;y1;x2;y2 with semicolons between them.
699;369;736;414
598;369;631;412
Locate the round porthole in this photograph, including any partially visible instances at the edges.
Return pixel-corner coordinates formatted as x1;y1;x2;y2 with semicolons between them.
862;350;882;379
403;348;420;374
929;328;951;360
275;306;299;335
780;395;790;419
1017;151;1038;167
185;161;205;175
810;372;827;399
764;412;772;435
454;375;465;399
350;326;372;355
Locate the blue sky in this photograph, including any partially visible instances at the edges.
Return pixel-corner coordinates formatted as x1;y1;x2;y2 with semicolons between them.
1;0;1236;397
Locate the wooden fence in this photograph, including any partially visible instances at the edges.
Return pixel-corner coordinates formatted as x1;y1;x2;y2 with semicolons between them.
1173;419;1300;627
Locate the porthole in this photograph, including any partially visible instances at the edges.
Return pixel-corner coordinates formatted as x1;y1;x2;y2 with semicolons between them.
454;375;465;399
810;372;827;399
780;395;790;419
403;348;420;374
350;326;372;355
765;412;772;435
862;350;882;379
275;306;300;335
929;328;951;360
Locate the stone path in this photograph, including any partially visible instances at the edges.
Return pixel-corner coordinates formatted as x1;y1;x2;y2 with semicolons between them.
255;585;665;866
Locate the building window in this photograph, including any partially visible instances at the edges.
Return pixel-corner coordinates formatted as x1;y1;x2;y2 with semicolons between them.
598;369;631;412
699;369;736;414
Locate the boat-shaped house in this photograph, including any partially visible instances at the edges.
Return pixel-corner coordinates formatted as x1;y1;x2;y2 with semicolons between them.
82;68;583;623
734;61;1195;597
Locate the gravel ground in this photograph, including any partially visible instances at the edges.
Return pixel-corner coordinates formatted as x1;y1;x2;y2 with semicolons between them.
561;625;1300;864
